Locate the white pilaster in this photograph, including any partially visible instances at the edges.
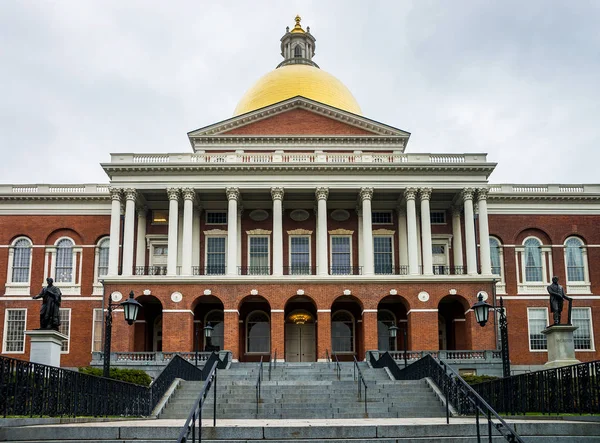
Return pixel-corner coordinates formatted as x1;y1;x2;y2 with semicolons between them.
356;206;364;269
397;206;408;270
405;188;419;275
135;207;147;273
121;188;137;276
477;188;492;275
167;188;180;276
237;205;243;270
360;187;374;275
192;206;201;270
181;188;195;276
226;187;240;276
271;187;284;276
451;206;464;273
107;188;122;276
463;188;478;275
420;188;433;275
315;187;329;276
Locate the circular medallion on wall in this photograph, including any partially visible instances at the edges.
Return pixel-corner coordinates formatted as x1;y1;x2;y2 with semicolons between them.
171;292;183;303
204;289;212;295
249;209;269;221
389;289;398;295
418;291;430;303
290;209;310;221
296;289;305;295
250;289;259;295
343;289;351;296
478;291;489;302
111;291;123;302
330;209;350;221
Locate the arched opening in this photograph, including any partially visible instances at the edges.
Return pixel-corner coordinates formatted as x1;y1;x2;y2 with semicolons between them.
377;295;409;352
134;295;163;352
284;295;317;362
331;295;363;361
192;295;224;353
438;295;470;350
239;295;271;362
294;45;302;58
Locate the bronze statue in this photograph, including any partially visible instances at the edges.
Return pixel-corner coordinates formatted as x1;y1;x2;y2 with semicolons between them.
547;276;572;325
32;277;62;330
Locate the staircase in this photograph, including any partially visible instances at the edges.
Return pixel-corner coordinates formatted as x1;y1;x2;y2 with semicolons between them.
159;361;447;419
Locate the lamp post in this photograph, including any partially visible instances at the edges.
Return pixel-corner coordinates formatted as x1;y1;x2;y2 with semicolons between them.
388;325;398;351
195;322;200;367
204;323;214;352
103;290;142;378
471;292;510;378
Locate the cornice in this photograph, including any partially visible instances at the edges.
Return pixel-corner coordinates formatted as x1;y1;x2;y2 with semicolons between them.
488;194;600;202
0;195;110;202
190;136;406;148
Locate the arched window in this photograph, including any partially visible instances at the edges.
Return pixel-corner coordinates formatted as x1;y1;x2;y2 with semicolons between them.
524;237;542;282
294;45;302;58
12;238;32;283
377;310;396;351
489;237;502;276
332;310;355;353
97;238;110;279
246;311;270;353
56;238;74;283
205;310;224;351
565;237;585;282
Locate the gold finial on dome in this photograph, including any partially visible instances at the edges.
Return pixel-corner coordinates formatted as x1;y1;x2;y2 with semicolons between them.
291;14;305;33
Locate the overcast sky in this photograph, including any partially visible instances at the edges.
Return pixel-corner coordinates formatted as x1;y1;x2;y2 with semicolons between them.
1;1;599;185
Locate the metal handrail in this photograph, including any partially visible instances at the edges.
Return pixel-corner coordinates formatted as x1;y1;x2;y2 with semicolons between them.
353;355;369;417
255;356;264;416
332;353;341;380
176;360;218;443
268;350;276;381
325;349;331;369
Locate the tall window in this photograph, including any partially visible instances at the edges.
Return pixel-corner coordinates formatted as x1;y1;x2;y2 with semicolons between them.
374;236;393;274
377;310;396;351
572;308;593;350
206;237;226;274
331;236;351;275
56;238;74;283
524;238;543;282
12;238;32;283
97;238;109;279
294;45;302;57
205;310;224;351
565;237;585;282
528;308;548;351
92;309;103;352
248;236;269;275
490;237;502;276
246;311;270;353
290;236;310;275
59;309;71;353
3;309;26;353
332;311;354;353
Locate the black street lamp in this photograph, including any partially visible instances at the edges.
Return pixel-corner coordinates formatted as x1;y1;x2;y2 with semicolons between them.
388;325;398;350
471;292;510;378
204;323;214;352
103;290;142;378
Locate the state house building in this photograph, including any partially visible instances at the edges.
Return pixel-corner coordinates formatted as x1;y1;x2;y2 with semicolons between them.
1;17;599;372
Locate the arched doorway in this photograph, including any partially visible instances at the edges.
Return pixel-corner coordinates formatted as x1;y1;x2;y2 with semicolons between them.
192;295;224;352
239;295;271;362
438;295;470;350
377;295;408;352
331;295;363;361
134;295;163;352
284;295;317;362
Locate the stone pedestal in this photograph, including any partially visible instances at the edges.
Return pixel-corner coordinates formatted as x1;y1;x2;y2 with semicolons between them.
25;330;68;367
541;324;581;369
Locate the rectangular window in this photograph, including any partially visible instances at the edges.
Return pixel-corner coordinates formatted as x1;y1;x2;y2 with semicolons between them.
528;308;548;351
290;236;310;275
59;309;71;353
572;308;594;350
206;237;226;274
206;211;227;224
92;308;103;352
430;211;447;224
331;236;351;275
249;236;270;275
372;211;392;224
3;309;26;353
151;210;168;224
374;236;393;274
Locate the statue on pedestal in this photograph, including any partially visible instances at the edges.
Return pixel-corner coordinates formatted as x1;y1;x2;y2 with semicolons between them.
32;277;62;330
547;276;572;325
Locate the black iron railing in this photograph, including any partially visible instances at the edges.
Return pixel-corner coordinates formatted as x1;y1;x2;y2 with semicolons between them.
325;349;331;369
283;266;316;275
268;350;277;381
330;266;362;275
192;266;226;275
332;353;341;380
255;356;264;416
150;355;204;411
238;266;271;276
473;360;600;415
353;355;368;417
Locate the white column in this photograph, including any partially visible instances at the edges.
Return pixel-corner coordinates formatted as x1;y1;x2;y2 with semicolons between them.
181;188;195;276
451;206;464;273
226;187;239;276
107;188;122;276
192;206;201;270
397;206;408;271
315;187;329;276
271;187;284;276
356;206;364;269
237;205;243;270
477;188;491;275
420;188;433;276
120;188;136;276
463;188;478;275
360;187;374;275
404;188;419;275
135;207;147;273
167;188;180;276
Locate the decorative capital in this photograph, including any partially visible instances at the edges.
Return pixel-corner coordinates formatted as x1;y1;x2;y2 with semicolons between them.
477;188;489;201
271;187;284;201
182;187;195;201
123;188;137;201
109;187;122;201
419;188;432;201
462;188;475;201
315;187;329;201
396;205;405;216
226;187;240;201
167;188;180;201
137;206;147;218
451;206;462;217
404;187;417;201
360;187;374;201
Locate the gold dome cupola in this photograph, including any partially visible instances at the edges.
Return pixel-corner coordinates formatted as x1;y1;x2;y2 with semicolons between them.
278;15;318;68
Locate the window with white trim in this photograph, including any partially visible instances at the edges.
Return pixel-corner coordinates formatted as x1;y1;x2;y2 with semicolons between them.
248;236;270;275
92;308;103;352
206;237;226;275
332;310;355;353
528;308;548;351
524;238;543;282
374;236;393;274
3;309;26;353
55;238;74;283
372;211;392;224
430;211;446;224
11;238;32;283
96;238;109;279
246;311;270;353
564;237;590;293
517;236;551;293
572;308;594;351
330;236;352;275
290;236;310;275
489;237;506;293
59;309;71;353
206;211;227;224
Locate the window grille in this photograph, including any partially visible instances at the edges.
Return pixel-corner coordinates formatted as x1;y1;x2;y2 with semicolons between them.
206;237;226;274
372;211;392;224
12;238;31;283
374;237;393;274
206;211;227;224
56;239;74;283
290;236;310;274
572;308;593;350
59;309;71;352
249;237;269;275
331;236;351;275
430;211;446;224
528;308;548;350
4;309;26;353
92;309;103;352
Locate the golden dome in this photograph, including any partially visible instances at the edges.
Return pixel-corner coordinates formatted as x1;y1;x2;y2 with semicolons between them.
234;64;362;116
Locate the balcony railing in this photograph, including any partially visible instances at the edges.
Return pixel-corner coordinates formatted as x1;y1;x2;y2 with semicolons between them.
192;266;226;276
330;266;363;275
369;349;502;363
238;266;271;276
283;266;316;275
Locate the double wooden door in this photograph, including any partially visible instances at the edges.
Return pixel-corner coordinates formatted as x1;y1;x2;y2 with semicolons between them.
285;323;316;362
